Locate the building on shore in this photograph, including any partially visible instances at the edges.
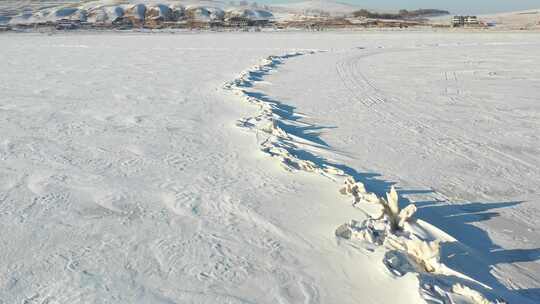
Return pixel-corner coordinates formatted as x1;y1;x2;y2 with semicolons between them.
452;15;479;27
55;19;81;30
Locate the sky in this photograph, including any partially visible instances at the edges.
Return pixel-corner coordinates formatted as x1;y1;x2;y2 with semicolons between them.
254;0;540;14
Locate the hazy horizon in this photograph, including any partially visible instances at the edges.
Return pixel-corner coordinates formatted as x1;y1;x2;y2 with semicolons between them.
256;0;540;14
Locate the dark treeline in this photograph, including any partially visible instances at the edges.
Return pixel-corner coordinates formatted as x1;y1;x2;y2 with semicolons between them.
353;9;450;20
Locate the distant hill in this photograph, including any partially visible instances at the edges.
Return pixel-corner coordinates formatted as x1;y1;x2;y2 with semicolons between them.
271;0;360;16
353;8;450;20
478;9;540;30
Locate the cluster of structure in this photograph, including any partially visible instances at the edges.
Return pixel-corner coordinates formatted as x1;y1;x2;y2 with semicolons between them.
276;16;425;30
451;15;480;27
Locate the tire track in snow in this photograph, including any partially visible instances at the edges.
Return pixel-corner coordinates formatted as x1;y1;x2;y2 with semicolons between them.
335;51;481;165
336;47;539;237
223;50;508;304
338;48;537;183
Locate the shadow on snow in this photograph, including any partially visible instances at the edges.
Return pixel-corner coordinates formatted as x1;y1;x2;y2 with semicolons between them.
238;52;540;303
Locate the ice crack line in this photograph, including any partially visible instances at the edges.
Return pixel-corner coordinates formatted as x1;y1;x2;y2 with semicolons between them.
224;50;346;179
223;50;506;304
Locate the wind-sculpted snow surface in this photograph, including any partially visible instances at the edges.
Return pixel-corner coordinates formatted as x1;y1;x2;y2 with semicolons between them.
224;50;511;304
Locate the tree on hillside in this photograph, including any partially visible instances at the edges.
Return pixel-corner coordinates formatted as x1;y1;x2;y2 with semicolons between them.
353;9;371;18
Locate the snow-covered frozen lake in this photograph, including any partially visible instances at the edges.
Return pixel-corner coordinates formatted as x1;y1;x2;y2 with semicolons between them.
1;31;539;304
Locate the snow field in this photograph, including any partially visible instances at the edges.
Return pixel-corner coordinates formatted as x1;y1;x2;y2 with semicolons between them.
1;31;539;303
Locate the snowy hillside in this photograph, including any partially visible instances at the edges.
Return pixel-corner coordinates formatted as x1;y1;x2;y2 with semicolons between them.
479;9;540;30
271;0;360;16
427;9;540;29
4;0;538;29
1;0;276;25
